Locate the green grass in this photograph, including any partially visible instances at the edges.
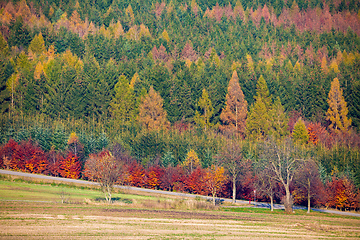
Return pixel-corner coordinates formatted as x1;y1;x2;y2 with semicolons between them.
0;177;165;204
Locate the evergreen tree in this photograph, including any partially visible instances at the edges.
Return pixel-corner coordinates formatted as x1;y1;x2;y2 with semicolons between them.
29;33;46;55
220;70;248;137
269;97;289;140
195;88;214;131
326;78;352;133
246;75;272;140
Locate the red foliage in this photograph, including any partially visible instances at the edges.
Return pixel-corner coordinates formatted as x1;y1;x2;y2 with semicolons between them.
59;152;81;179
46;149;62;177
184;167;208;195
160;165;184;191
145;165;164;189
0;139;19;169
326;177;360;211
0;139;48;174
126;161;145;187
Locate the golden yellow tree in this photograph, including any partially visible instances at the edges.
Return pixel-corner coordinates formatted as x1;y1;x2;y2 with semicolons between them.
138;86;169;131
182;149;200;173
205;165;226;205
326;78;352;133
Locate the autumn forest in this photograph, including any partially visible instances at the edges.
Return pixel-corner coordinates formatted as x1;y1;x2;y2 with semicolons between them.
1;0;360;212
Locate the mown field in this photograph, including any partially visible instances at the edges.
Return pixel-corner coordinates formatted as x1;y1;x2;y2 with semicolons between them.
0;175;359;239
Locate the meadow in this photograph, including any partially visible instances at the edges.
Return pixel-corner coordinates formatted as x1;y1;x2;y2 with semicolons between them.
0;174;359;239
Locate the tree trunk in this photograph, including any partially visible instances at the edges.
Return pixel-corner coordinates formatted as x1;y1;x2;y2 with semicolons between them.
284;184;293;214
232;175;236;204
213;190;216;206
270;195;274;211
307;179;311;213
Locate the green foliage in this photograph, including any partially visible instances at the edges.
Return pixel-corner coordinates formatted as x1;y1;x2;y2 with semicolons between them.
292;118;309;145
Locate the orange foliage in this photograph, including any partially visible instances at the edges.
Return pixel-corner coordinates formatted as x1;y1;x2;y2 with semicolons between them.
326;177;360;211
60;152;81;179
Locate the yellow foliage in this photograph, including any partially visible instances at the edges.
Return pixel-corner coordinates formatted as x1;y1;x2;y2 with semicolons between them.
130;72;138;89
321;56;328;73
326;78;352;133
67;132;79;145
185;59;192;68
246;54;254;72
329;60;340;73
231;61;242;71
182;149;200;172
126;4;135;21
34;62;44;80
139;24;151;38
112;21;124;38
162;29;170;42
126;26;138;40
49;6;54;17
293;61;301;73
62;49;79;68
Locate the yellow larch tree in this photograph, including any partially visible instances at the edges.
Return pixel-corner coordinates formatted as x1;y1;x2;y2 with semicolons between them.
326;78;352;133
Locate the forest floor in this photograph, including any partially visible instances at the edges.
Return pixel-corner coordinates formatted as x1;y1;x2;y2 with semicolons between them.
0;173;360;239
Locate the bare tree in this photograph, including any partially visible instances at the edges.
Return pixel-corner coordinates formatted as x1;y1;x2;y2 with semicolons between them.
84;150;124;203
217;140;243;204
254;166;278;211
295;159;323;213
258;138;304;213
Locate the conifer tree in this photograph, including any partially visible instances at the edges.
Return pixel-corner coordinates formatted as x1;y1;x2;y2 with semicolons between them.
109;75;135;123
29;33;45;55
220;70;248;137
246;75;272;140
326;78;352;133
292;118;309;145
195;88;214;131
138;86;169;131
269;97;289;140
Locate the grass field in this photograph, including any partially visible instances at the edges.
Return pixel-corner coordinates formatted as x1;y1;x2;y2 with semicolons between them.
1;174;360;239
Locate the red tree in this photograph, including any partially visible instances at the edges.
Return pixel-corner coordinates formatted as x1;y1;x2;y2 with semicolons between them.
60;152;81;179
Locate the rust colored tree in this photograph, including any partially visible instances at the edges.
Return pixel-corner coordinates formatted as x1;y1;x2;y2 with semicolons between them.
138;86;169;131
220;70;248;137
84;150;124;203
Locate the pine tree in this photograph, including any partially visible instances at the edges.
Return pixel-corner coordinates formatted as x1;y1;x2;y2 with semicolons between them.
109;75;135;123
195;88;214;131
326;78;352;133
138;86;169;131
220;70;248;137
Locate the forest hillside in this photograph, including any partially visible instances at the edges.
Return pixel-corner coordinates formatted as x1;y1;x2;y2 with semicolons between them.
1;0;360;211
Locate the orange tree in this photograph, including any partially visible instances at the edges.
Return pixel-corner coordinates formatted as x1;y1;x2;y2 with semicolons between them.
204;165;227;205
84;150;124;203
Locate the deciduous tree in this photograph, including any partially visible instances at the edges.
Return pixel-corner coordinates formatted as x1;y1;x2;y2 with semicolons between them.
326;78;352;133
138;86;169;131
220;70;248;137
258;138;304;213
204;165;227;205
85;150;123;203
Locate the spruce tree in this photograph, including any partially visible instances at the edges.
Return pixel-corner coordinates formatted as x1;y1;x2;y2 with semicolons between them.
195;88;214;131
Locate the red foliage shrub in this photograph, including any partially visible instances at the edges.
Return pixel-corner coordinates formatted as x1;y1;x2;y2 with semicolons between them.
326;177;360;211
59;152;81;179
126;161;145;187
